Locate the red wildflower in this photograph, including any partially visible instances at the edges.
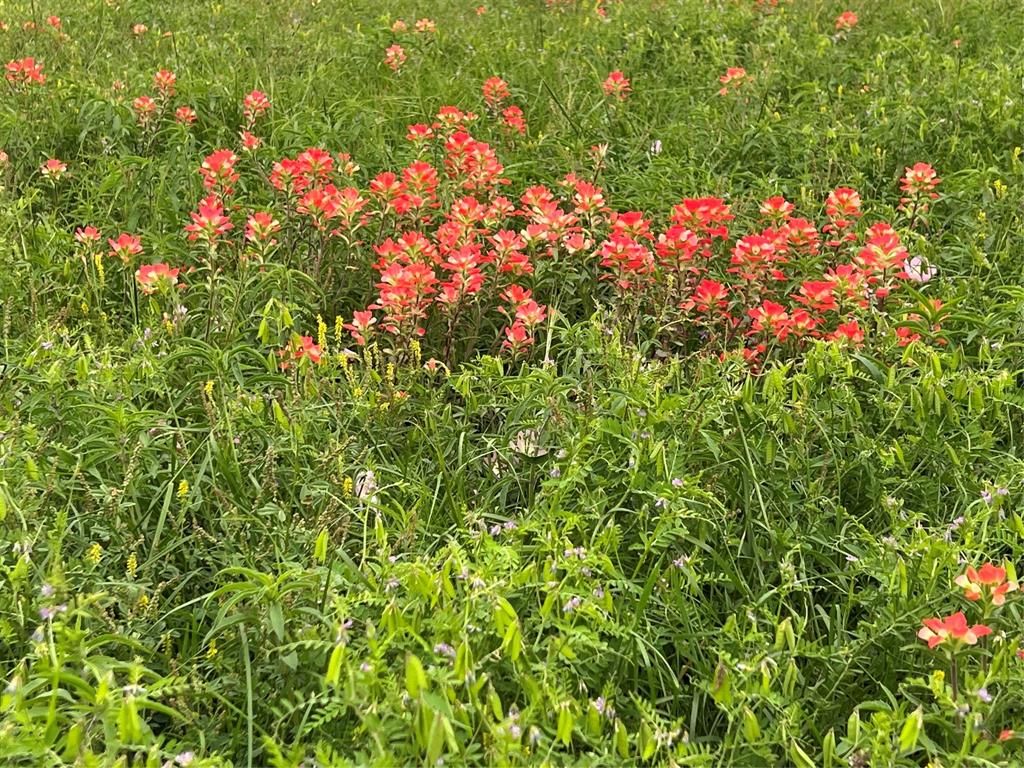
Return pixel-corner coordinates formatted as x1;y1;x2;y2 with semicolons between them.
108;233;143;263
759;195;795;222
918;611;991;649
185;194;233;245
154;69;176;96
40;158;67;180
344;310;378;345
835;11;858;31
443;132;506;191
245;211;281;246
75;226;102;245
243;90;270;125
655;226;700;271
783;218;820;254
278;335;322;369
955;564;1018;606
372;261;438;337
175;106;197;124
895;325;921;347
437;244;486;306
199;149;240;195
671;197;734;242
856;233;907;274
290;149;331;186
135;263;180;294
434;105;478;130
794;281;837;313
748;300;791;340
825;186;862;220
899;162;941;213
823;187;862;246
502;105;527;135
729;233;781;281
384;44;407;71
718;67;748;96
611;211;653;242
602;70;631;100
597;234;654;291
133;95;157;124
488;230;531;275
482;76;510;108
830;321;864;344
688;279;730;313
239;130;261;151
406;123;434;142
6;57;45;86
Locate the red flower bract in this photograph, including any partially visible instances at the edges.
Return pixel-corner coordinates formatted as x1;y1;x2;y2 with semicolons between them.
108;233;143;263
955;563;1018;606
200;150;240;196
185;195;233;245
602;71;631;100
917;611;992;649
835;11;858;31
6;57;45;86
278;336;322;369
135;263;180;294
482;76;510;108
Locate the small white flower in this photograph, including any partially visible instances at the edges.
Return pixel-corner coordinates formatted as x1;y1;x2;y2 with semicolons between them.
904;255;937;283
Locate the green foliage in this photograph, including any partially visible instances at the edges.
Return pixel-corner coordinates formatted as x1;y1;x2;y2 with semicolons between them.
2;0;1024;765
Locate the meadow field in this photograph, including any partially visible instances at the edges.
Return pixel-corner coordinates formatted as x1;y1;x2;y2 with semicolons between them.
1;0;1024;765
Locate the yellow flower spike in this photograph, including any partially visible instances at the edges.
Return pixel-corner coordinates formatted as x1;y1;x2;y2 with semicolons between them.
334;315;344;346
86;542;103;565
317;314;328;353
177;480;190;502
126;552;138;580
204;380;214;399
207;639;218;660
342;476;354;497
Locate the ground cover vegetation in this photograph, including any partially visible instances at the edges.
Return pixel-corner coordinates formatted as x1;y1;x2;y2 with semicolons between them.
1;0;1024;765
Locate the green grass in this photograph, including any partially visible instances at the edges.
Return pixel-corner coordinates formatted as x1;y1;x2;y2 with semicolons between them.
2;0;1024;765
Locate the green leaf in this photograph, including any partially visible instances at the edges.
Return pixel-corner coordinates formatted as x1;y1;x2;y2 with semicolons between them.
314;528;329;564
325;643;345;687
789;740;815;768
556;704;574;746
267;601;285;641
406;653;427;699
426;711;446;764
272;400;290;430
614;719;630;759
898;707;922;753
742;706;761;743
